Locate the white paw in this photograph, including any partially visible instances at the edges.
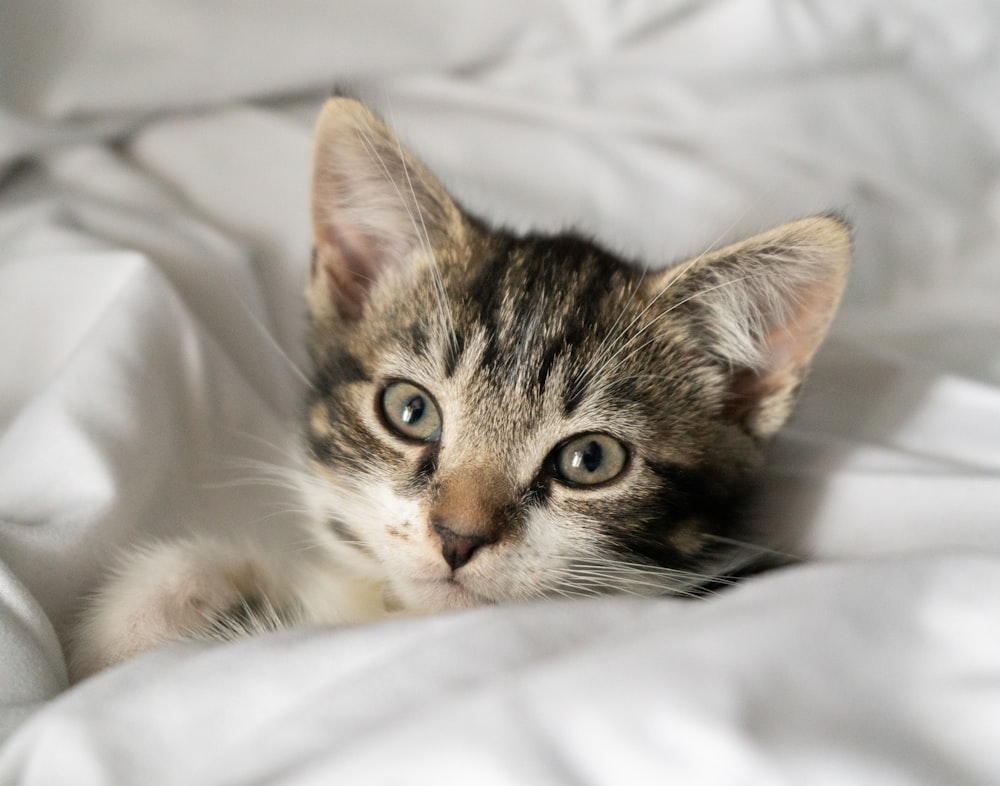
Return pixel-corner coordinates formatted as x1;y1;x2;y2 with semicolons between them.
70;537;299;680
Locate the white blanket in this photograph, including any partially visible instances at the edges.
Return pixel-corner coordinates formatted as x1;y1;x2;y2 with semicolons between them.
2;1;999;782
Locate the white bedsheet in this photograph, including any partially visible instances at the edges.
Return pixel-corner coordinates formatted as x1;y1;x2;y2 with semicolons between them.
2;1;999;783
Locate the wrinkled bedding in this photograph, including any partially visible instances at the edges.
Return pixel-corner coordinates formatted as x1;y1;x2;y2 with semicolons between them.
2;1;999;783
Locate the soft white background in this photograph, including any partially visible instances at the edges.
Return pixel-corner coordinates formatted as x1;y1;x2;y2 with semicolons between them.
1;1;999;783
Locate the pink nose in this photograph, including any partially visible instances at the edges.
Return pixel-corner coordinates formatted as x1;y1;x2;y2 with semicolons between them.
432;518;496;571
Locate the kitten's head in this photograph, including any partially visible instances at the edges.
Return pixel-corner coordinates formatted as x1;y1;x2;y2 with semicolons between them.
303;98;850;611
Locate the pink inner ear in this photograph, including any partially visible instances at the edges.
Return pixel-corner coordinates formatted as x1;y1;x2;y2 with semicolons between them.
763;281;839;373
723;365;793;417
725;281;839;428
316;222;383;321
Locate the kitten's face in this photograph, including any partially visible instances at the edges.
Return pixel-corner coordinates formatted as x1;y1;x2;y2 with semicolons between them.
303;99;850;612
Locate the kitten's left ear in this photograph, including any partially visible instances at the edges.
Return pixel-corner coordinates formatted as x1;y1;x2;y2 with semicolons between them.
655;216;851;438
309;98;465;320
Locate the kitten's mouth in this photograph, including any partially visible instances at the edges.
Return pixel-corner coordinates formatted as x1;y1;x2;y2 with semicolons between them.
443;576;495;604
448;576;495;600
405;576;495;611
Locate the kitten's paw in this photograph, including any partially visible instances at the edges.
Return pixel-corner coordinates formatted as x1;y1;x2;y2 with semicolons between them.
70;538;300;680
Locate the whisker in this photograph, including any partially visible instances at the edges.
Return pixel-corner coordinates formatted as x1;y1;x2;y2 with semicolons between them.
573;206;760;398
353;124;457;357
595;274;758;383
700;534;798;562
231;296;312;389
549;550;752;600
384;103;459;356
575;268;648;392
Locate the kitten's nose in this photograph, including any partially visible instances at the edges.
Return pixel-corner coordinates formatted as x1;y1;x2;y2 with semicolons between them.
432;518;495;571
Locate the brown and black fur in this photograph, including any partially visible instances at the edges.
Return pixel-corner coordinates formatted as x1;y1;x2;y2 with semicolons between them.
302;98;850;608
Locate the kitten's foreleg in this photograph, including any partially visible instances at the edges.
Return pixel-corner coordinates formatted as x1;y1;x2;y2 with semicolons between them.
70;537;301;681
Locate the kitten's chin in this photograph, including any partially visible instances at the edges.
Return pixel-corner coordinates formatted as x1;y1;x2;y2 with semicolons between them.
397;578;495;613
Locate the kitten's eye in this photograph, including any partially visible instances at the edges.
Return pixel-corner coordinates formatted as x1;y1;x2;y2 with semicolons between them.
552;433;628;487
380;381;442;442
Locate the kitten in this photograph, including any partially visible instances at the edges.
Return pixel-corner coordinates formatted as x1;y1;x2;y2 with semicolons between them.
70;98;850;679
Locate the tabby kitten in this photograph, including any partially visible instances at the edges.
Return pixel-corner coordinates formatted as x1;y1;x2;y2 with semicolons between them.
70;98;850;679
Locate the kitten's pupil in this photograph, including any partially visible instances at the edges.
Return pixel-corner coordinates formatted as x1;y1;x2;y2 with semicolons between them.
401;395;425;425
571;441;603;473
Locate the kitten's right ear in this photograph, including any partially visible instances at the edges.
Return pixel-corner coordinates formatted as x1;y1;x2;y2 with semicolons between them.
309;98;464;320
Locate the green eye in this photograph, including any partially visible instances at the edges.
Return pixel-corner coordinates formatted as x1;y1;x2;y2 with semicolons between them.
553;433;628;487
380;381;442;442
